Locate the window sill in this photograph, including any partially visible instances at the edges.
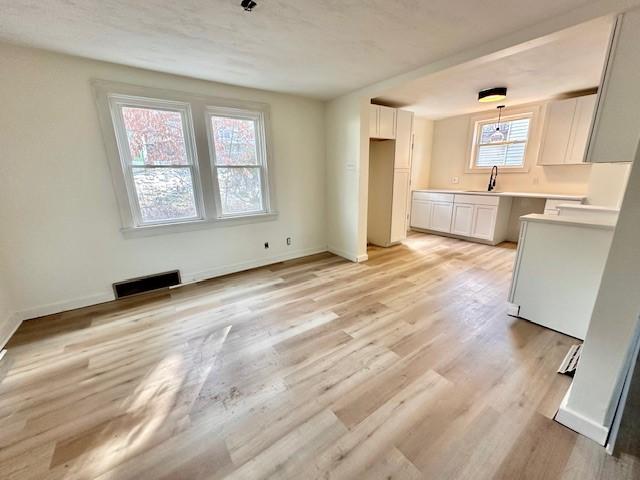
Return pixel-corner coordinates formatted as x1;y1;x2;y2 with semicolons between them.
121;211;279;239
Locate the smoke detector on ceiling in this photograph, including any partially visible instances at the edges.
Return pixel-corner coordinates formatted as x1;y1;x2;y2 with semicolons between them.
241;0;257;11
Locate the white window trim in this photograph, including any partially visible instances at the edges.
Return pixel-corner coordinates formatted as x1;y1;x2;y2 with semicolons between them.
465;104;542;174
93;80;278;238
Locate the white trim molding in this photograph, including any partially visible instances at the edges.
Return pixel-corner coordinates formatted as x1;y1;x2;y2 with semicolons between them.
15;246;328;321
556;385;610;445
93;80;278;237
328;245;368;263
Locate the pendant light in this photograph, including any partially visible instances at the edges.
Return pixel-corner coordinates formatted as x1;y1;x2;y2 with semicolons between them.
489;105;506;143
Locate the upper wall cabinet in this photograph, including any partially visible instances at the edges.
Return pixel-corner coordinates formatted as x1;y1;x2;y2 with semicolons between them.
588;10;640;163
538;94;596;165
369;104;396;139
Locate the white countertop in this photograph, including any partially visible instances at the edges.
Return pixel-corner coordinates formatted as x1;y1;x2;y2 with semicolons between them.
520;213;616;230
413;189;586;201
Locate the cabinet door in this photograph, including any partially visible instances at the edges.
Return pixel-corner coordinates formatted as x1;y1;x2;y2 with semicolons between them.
390;170;410;243
430;202;453;233
471;205;498;240
566;94;597;164
369;105;379;138
377;106;396;139
394;110;413;169
539;98;576;165
410;200;431;229
451;203;474;236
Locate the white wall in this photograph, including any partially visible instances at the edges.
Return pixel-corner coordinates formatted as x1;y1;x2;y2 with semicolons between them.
586;161;632;208
410;117;434;190
0;43;327;319
325;94;369;261
562;142;640;440
425;102;594;195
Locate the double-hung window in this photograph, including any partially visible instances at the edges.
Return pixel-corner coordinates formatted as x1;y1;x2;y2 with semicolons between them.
206;107;270;217
97;82;275;236
110;96;204;225
471;114;532;169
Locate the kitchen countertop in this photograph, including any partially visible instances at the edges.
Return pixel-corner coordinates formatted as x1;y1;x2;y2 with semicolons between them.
520;213;616;230
413;189;586;201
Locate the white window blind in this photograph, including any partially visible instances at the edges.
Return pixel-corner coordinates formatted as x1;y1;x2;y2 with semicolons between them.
474;116;531;168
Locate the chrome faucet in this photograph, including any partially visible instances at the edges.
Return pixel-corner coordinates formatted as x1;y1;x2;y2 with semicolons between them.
488;165;498;191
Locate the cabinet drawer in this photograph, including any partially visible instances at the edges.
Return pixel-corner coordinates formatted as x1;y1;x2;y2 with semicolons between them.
453;194;499;206
413;191;454;203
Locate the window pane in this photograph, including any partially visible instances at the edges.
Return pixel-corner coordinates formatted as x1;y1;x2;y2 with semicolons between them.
132;167;198;223
476;143;526;167
479;117;530;144
122;107;189;166
210;116;259;166
217;167;263;215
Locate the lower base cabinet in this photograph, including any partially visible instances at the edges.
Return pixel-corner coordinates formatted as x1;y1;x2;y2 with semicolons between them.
410;192;510;245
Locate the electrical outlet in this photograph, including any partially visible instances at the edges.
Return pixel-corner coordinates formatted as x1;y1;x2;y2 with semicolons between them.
451;176;459;184
286;237;292;246
264;242;269;249
532;176;540;185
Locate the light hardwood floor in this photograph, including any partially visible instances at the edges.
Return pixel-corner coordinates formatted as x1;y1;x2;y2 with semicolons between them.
1;233;638;479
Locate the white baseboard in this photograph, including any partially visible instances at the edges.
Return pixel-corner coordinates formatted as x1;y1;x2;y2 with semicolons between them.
555;385;610;445
16;293;115;322
0;312;23;350
16;246;328;321
182;246;328;283
328;245;368;263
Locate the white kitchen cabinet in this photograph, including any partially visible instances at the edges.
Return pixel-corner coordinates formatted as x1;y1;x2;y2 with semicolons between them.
567;95;597;165
471;205;498;240
390;169;411;242
369;104;396;139
410;199;432;229
367;109;414;247
430;202;454;233
378;106;396;139
538;94;596;165
451;203;474;236
410;192;511;245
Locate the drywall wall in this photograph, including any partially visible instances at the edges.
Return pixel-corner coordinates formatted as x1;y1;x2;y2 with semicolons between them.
410;117;434;190
325;94;369;261
586;162;631;207
562;141;640;441
0;42;327;319
425;103;593;195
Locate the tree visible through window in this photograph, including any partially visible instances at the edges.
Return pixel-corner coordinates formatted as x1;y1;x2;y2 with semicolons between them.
115;101;201;224
208;112;266;216
104;89;274;231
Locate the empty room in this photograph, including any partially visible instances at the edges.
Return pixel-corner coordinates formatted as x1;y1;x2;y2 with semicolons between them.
1;1;640;479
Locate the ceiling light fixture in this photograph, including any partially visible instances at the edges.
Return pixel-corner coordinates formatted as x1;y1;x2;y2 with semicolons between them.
489;105;506;143
241;0;257;11
478;87;507;103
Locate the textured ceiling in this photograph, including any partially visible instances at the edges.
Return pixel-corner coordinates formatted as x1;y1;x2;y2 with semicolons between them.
0;0;601;99
373;16;613;119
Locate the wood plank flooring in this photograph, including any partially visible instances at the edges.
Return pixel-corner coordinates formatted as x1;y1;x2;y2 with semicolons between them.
1;233;638;479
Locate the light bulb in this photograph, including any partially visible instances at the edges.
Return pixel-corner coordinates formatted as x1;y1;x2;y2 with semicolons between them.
489;129;505;143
